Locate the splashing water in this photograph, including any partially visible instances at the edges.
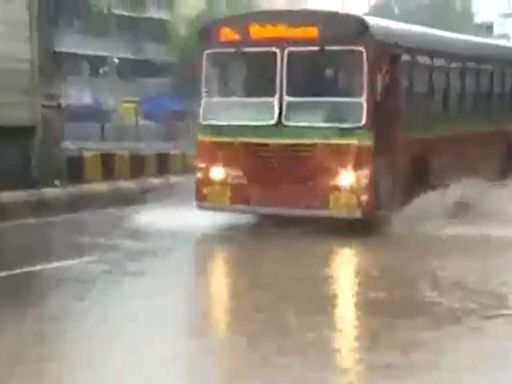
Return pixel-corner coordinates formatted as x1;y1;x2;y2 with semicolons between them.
393;179;512;238
129;205;256;234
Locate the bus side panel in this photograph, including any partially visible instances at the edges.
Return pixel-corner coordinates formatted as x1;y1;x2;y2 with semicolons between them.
398;52;512;197
411;130;510;189
370;48;410;210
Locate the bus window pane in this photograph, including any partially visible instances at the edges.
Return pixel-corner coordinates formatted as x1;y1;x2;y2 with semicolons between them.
413;64;430;94
432;66;447;117
480;68;492;117
494;69;506;115
449;66;461;117
465;67;477;116
411;63;430;130
204;50;277;98
201;49;278;125
284;48;366;127
505;70;512;113
285;100;364;126
286;49;364;98
400;55;413;129
202;99;276;124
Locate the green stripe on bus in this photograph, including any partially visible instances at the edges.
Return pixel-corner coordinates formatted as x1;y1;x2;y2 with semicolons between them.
198;125;374;144
406;119;511;139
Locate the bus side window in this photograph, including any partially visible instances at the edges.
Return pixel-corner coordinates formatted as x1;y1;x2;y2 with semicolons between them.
499;68;507;117
449;65;461;118
473;67;482;118
400;54;413;130
465;67;477;118
493;68;505;118
432;63;447;120
412;58;430;131
458;66;466;117
506;69;512;115
480;68;492;119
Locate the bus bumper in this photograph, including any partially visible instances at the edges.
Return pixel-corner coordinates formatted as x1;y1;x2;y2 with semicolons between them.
196;202;364;219
195;140;374;220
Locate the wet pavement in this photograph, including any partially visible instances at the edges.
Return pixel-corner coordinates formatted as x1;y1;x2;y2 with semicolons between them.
1;180;512;383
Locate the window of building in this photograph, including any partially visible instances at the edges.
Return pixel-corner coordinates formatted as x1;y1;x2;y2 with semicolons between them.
112;0;147;13
116;16;141;39
149;0;169;12
139;19;169;43
56;54;88;77
87;57;109;78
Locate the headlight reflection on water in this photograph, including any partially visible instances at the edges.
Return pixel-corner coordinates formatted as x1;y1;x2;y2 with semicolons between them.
208;248;231;339
330;246;362;383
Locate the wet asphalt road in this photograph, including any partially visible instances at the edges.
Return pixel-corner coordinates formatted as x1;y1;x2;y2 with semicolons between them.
1;180;512;384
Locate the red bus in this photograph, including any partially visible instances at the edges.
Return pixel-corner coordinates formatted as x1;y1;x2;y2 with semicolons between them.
195;10;512;223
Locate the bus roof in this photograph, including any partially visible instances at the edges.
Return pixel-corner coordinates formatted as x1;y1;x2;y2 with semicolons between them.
201;10;512;63
365;15;512;63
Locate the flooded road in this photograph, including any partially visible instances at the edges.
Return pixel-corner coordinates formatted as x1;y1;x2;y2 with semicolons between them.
1;180;512;383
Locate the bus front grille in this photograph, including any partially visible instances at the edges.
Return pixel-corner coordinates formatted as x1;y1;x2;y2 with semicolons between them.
245;143;316;169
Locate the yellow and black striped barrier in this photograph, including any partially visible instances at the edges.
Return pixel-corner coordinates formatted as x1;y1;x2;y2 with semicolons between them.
66;151;193;184
0;177;183;222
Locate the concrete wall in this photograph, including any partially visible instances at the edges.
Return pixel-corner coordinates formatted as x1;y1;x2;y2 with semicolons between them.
0;0;37;126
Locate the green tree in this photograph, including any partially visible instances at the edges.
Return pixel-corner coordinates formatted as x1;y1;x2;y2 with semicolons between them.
368;0;477;35
171;0;256;99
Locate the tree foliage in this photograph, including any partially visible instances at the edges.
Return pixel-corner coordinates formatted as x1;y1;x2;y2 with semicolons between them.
171;0;256;98
368;0;477;35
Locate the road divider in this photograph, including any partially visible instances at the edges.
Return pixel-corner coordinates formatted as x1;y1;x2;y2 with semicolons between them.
66;150;193;183
0;177;185;222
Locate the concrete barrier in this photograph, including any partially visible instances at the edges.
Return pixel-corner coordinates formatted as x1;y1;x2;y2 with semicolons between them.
0;177;184;222
0;141;195;222
65;151;193;184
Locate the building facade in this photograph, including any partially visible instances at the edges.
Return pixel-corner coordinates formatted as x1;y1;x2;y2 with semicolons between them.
492;1;512;40
257;0;307;9
40;0;174;141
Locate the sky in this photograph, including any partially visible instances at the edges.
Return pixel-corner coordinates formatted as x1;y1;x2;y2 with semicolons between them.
306;0;371;14
473;0;508;22
306;0;509;22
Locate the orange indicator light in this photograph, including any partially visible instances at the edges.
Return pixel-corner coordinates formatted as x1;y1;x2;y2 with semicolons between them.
218;26;242;42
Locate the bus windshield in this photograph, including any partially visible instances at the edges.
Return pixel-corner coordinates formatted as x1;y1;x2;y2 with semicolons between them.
201;49;279;125
284;47;366;127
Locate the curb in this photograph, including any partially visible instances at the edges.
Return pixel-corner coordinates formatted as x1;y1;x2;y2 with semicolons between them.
0;176;184;223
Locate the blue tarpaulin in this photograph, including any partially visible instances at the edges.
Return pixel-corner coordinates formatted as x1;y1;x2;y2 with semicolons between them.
140;95;185;122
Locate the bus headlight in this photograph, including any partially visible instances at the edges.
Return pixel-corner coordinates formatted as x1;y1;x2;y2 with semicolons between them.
335;168;357;189
209;165;227;182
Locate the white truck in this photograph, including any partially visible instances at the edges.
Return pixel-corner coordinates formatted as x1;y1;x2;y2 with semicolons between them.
0;0;61;189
